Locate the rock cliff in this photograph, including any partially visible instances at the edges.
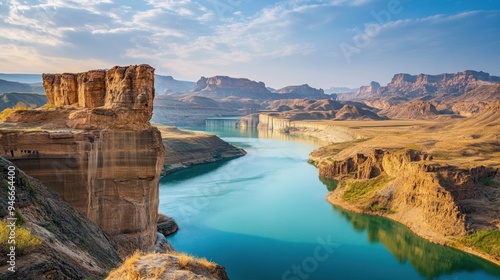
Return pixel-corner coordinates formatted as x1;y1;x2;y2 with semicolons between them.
0;157;121;279
192;76;272;100
275;84;328;99
8;65;155;130
318;149;499;239
351;70;500;101
0;65;165;256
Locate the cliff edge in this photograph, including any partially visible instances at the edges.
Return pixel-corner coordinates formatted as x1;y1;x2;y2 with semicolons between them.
316;149;499;264
0;65;165;256
0;157;121;279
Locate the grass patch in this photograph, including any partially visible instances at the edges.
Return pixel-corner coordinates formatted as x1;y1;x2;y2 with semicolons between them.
172;252;216;270
0;221;42;255
343;175;392;203
106;251;142;280
369;203;395;214
0;102;31;120
459;230;500;258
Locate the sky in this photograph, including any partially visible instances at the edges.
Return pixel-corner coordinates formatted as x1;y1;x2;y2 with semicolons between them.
0;0;499;89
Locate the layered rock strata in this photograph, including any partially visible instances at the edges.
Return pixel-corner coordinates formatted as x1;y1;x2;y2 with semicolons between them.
0;157;121;279
319;149;498;238
0;65;165;256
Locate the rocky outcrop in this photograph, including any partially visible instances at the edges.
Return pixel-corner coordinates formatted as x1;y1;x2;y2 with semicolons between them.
275;84;328;99
379;101;440;120
0;65;165;256
335;104;384;120
192;76;271;100
0;157;121;279
157;213;179;236
160;126;246;174
319;149;498;238
7;65;155;130
107;251;229;280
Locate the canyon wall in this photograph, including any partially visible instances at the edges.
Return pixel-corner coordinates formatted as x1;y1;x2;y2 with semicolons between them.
0;65;165;256
319;149;498;238
0;157;121;279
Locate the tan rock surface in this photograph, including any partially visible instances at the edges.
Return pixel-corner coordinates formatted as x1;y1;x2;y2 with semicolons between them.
0;64;165;256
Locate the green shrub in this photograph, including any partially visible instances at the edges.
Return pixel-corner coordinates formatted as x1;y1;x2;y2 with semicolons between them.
0;102;29;120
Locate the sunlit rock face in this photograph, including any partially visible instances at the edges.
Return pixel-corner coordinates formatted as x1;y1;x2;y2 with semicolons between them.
0;64;165;256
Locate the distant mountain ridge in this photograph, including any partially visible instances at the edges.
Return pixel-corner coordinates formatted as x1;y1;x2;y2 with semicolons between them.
0;73;42;84
155;74;196;94
342;70;500;101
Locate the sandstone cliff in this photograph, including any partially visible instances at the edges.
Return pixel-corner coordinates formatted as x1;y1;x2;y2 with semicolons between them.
0;157;121;279
191;76;272;100
0;65;165;256
7;65;155;130
317;149;499;247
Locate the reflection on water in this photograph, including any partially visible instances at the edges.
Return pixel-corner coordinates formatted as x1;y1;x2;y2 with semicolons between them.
335;206;500;279
162;121;500;280
319;176;339;192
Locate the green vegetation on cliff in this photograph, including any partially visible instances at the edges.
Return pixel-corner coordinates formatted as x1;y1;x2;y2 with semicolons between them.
343;175;392;203
459;230;500;259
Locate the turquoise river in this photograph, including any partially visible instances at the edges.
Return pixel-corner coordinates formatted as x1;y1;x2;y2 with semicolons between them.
159;123;500;280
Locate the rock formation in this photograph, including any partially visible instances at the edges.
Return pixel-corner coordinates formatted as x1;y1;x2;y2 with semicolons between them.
275;84;328;99
0;157;121;279
335;104;384;120
379;101;440;120
350;70;500;102
191;76;271;100
107;251;229;280
6;65;155;130
0;65;165;256
319;149;498;238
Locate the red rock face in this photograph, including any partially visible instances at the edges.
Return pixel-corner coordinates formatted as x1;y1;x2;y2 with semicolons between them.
192;76;271;99
43;64;155;120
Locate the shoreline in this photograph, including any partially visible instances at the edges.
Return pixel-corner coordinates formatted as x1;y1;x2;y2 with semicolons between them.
326;192;500;267
279;119;500;267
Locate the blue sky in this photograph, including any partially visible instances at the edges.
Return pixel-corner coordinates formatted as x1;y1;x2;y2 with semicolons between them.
0;0;499;88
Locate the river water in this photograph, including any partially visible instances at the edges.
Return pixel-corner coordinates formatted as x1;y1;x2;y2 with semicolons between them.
158;123;500;280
